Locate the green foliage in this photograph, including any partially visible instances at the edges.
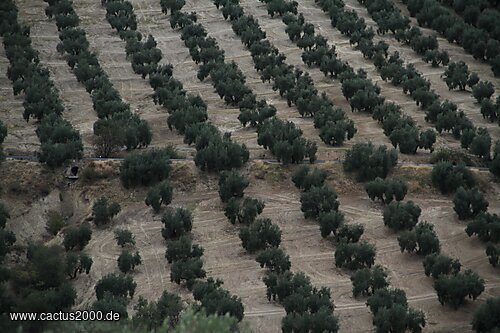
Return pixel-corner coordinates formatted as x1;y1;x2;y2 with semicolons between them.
194;133;249;172
161;208;192;240
37;114;83;167
300;185;339;219
65;252;92;279
145;181;173;213
94;112;152;155
491;141;500;178
117;250;142;273
192;278;244;322
397;221;440;256
472;296;500;333
434;269;485;309
442;61;476;91
132;292;183;330
0;203;8;230
335;241;376;270
423;253;461;279
257;117;317;164
486;243;499;267
120;149;173;188
480;98;499;123
63;223;92;251
365;177;407;204
218;170;249;202
383;201;421;231
114;229;135;248
318;211;345;238
170;257;206;290
335;223;365;243
92;293;128;319
466;212;500;243
470;128;492;160
0;229;16;262
95;273;136;300
319;119;357;146
171;308;240;333
344;143;398;181
292;166;328;191
366;288;425;332
281;307;339;333
46;210;65;236
10;244;76;312
92;197;121;226
431;161;476;194
104;0;137;32
239;218;281;253
256;247;291;273
452;187;488;220
373;303;426;333
160;0;186;14
165;235;203;264
351;265;389;297
224;197;265;225
472;81;494;103
261;268;338;331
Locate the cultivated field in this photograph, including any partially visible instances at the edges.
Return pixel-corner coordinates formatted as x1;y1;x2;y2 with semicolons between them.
1;0;499;332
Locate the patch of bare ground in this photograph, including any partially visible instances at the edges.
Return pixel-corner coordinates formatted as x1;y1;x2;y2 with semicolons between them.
0;39;39;156
69;0;189;153
15;0;96;155
0;160;61;242
391;0;500;92
338;0;500;141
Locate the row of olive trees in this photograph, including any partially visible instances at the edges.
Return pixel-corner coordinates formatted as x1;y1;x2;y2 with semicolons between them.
159;190;245;321
216;168;340;331
360;0;451;67
431;160;498;267
214;0;358;149
338;143;429;331
100;0;250;172
404;0;500;77
166;7;319;164
254;0;438;155
99;1;247;320
314;0;496;160
44;0;152;157
359;0;498;107
1;0;83;167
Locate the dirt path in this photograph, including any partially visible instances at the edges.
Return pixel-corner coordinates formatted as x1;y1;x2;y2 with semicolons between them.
0;39;39;155
16;0;97;155
339;0;500;141
70;0;185;151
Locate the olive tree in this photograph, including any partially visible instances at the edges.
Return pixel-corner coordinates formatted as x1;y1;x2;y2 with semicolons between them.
145;181;173;213
92;197;121;226
383;201;421;231
453;187;488;220
350;265;389;297
397;221;441;256
434;269;485;309
335;241;376;270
